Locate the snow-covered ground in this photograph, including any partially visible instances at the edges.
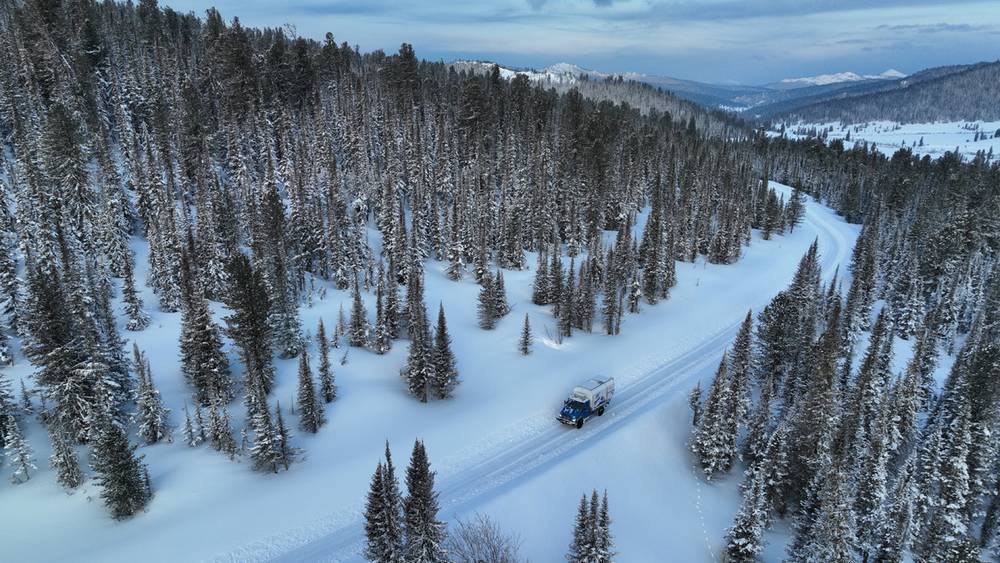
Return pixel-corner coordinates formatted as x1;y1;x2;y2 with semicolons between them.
0;183;858;562
774;120;1000;160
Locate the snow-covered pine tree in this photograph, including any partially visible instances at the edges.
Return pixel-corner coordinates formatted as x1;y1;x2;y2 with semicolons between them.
532;250;549;305
596;490;614;563
316;319;337;403
365;442;405;562
563;489;612;563
4;416;35;484
349;279;370;347
492;271;509;318
182;404;203;447
874;453;918;562
132;346;171;445
365;461;390;562
887;334;929;460
90;418;152;519
121;252;150;331
383;442;406;561
373;275;392;355
853;410;890;562
601;259;618;336
48;424;83;489
402;260;434;402
725;465;768;562
472;227;489;285
843;223;877;339
741;383;772;468
403;439;446;562
549;248;564;316
761;415;793;517
923;394;976;561
782;300;842;509
0;234;20;335
179;252;233;406
248;386;281;473
519;313;532;356
477;274;497;330
577;258;597;332
844;308;893;460
225;254;275;400
431;304;458;400
40;102;95;244
385;267;401;340
332;303;346;348
273;402;296;471
691;356;737;479
149;203;185;313
559;259;576;338
789;462;856;563
566;494;591;563
258;172;303;359
753;290;795;398
785;185;805;231
639;175;665;304
0;319;11;367
79;355;124;444
688;383;702;426
0;371;14;434
22;261;93;442
627;273;641;314
761;188;783;240
297;350;324;433
207;399;238;459
728;311;754;427
445;195;465;282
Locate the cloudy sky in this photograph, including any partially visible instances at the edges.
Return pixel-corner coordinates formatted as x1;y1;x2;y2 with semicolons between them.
164;0;1000;84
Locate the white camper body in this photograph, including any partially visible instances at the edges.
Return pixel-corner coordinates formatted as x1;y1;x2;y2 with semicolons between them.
570;378;615;410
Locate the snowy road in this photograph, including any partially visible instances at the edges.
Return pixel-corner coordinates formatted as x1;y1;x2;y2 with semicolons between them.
236;192;853;563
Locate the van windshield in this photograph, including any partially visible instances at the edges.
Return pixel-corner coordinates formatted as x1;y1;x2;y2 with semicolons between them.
564;400;587;411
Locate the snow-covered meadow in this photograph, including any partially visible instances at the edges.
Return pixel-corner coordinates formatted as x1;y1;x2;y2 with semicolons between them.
0;183;858;562
775;120;1000;160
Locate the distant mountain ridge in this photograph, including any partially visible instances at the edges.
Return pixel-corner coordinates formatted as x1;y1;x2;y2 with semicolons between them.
450;60;769;109
773;69;905;88
450;59;999;124
449;60;912;113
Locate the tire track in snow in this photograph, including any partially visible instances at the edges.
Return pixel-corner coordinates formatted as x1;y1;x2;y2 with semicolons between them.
219;195;852;563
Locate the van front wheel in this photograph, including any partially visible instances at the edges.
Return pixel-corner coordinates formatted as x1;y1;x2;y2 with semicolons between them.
576;418;584;429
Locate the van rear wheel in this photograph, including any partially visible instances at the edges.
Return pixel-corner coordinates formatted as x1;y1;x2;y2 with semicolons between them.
576;418;584;429
597;406;605;416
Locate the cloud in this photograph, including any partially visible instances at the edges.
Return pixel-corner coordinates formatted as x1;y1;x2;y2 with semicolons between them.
160;0;1000;83
603;0;970;23
876;22;989;33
